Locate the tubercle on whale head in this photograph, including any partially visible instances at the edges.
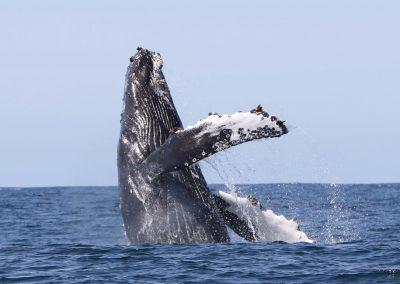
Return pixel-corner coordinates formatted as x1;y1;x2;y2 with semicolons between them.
125;48;169;102
123;47;175;120
128;47;163;75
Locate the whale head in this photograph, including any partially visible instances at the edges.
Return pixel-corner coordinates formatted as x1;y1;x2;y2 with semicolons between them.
127;47;164;85
120;48;182;162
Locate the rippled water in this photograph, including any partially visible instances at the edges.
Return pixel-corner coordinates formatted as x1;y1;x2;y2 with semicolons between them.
1;184;399;283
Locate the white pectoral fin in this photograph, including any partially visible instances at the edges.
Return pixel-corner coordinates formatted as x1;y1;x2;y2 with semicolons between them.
140;106;289;178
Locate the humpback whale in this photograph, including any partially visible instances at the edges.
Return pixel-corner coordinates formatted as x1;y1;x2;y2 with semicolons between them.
118;48;298;244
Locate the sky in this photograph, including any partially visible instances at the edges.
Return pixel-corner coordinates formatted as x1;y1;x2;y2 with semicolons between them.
0;0;399;186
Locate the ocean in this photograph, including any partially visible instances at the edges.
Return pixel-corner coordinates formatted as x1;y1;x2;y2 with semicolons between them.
1;184;399;283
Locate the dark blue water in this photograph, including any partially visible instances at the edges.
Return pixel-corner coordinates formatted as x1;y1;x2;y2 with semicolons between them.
1;184;399;283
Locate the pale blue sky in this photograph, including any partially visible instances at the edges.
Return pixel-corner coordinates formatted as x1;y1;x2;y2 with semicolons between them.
0;1;399;186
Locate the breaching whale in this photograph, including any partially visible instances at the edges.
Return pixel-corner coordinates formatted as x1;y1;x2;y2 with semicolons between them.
118;48;308;244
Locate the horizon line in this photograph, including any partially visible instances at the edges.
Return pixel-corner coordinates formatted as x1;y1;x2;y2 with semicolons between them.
1;182;399;189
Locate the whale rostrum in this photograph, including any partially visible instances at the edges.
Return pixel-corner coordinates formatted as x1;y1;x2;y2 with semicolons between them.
118;48;291;243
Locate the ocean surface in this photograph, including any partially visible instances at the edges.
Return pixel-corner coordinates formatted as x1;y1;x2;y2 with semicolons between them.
1;184;399;283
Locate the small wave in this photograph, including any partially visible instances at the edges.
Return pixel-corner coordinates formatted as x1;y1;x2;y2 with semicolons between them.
335;269;400;281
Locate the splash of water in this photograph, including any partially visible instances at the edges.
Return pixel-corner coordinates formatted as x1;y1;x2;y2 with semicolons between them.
296;127;359;243
217;190;313;243
202;150;313;243
201;126;359;244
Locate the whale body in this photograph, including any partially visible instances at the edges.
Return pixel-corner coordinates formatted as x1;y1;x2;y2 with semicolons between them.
118;48;292;244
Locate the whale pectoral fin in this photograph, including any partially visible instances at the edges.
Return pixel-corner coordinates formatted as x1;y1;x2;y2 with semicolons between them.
139;106;289;180
212;193;259;242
